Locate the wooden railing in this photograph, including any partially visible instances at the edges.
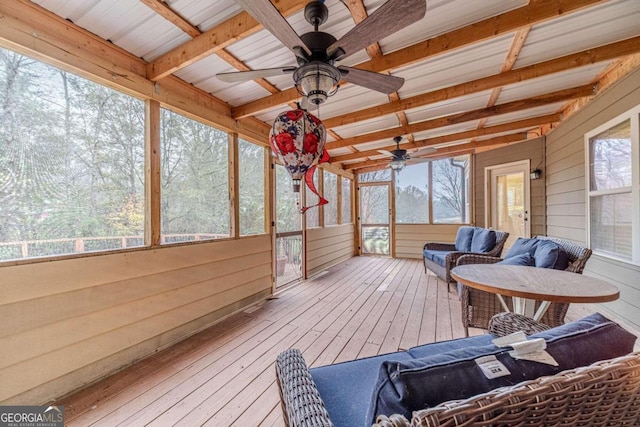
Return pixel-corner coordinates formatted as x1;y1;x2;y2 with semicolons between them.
0;233;230;261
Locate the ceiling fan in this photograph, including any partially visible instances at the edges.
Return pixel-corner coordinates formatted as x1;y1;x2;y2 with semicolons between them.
378;136;434;171
217;0;427;107
379;136;410;171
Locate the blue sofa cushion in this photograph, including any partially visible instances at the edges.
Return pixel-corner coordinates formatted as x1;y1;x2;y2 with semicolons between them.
367;313;636;423
310;335;492;427
455;226;475;252
504;237;540;259
497;252;534;266
422;250;449;266
534;239;570;270
504;238;570;270
470;228;496;253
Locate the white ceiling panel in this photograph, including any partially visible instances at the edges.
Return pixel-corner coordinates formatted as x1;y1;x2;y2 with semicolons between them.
413;121;480;141
352;138;397;151
373;0;528;54
496;63;609;104
395;33;514;97
483;104;566;127
327;147;353;156
515;0;640;68
334;114;400;139
172;0;243;31
405;90;494;123
32;0;102;22
315;84;389;119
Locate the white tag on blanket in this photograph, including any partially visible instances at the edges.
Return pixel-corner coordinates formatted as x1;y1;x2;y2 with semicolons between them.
493;334;559;366
475;355;511;379
510;350;559;366
492;331;527;347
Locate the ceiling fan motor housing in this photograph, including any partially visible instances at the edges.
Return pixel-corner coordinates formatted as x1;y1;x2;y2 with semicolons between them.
299;31;338;63
304;1;329;29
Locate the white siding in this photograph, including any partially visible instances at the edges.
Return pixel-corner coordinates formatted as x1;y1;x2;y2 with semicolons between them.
546;66;640;330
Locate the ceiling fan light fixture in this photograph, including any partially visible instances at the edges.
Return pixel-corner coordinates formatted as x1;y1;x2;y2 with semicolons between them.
294;62;341;105
389;158;406;172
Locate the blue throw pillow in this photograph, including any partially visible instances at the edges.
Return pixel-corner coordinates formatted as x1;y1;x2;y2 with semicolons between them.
367;313;636;423
504;237;540;259
497;252;534;266
470;228;496;253
534;240;570;270
455;226;475;252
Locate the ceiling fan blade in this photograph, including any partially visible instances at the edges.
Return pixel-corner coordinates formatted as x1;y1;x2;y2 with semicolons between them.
338;66;404;94
377;149;394;156
236;0;311;58
216;66;296;83
406;157;430;165
412;147;437;156
327;0;426;60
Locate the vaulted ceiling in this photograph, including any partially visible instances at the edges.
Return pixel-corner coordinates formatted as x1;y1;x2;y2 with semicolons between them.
28;0;640;172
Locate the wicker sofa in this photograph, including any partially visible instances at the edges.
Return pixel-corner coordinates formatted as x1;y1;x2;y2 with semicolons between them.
458;236;593;335
422;226;508;289
276;313;639;427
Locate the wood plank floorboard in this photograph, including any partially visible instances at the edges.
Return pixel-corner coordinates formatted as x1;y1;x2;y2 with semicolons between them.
59;256;633;426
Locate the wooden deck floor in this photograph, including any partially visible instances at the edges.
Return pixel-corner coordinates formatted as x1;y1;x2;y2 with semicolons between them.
59;256;626;426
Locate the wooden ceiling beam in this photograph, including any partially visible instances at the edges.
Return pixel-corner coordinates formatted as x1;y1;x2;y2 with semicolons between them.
344;133;526;170
139;0;201;38
477;26;531;130
141;0;287;98
146;0;308;81
332;113;561;163
231;0;607;118
346;149;478;171
323;36;640;130
327;85;592;151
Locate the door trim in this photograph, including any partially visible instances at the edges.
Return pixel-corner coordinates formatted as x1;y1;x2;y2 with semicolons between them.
484;160;531;239
358;182;392;256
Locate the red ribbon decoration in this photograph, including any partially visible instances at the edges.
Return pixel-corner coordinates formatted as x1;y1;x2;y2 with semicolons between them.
300;148;330;214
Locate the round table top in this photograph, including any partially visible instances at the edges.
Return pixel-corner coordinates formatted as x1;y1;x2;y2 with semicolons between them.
451;264;619;303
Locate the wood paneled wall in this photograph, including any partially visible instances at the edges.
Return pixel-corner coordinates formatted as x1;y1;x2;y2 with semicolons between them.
474;138;546;238
0;235;272;404
306;224;355;276
545;66;640;330
395;224;460;259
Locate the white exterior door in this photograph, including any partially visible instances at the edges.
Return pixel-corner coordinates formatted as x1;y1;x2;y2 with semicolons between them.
485;160;531;251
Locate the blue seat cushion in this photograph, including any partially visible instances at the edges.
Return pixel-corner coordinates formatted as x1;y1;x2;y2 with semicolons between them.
423;250;449;266
497;252;534;266
534;239;569;270
310;335;492;427
470;228;496;253
455;226;475;252
367;313;636;423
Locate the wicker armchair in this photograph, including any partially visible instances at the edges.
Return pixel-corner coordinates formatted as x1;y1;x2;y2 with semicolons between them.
423;229;509;289
458;236;593;335
373;352;640;427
